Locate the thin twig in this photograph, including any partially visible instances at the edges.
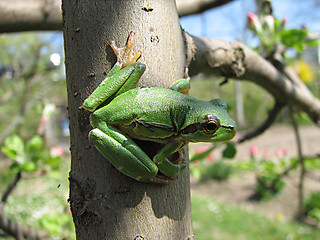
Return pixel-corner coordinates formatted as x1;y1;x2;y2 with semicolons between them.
237;102;284;143
0;202;49;240
0;171;50;239
1;171;22;203
289;107;306;220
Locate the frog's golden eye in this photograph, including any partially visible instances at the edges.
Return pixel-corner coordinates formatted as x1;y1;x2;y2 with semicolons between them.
203;114;220;134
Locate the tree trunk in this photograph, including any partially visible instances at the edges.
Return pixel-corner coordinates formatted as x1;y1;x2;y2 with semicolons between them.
62;1;194;239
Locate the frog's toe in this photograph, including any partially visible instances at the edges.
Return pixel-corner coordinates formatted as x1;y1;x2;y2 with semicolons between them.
108;31;142;68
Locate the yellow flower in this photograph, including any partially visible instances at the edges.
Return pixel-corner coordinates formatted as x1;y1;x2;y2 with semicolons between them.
275;212;284;222
294;60;314;83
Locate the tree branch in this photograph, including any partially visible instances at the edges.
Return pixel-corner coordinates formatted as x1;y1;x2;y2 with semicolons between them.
0;0;234;33
176;0;234;17
0;0;62;33
184;32;320;125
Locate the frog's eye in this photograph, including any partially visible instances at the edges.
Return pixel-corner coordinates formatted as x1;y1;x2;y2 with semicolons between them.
203;114;220;134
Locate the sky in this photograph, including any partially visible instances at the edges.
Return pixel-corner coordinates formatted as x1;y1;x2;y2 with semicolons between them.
180;0;320;45
44;0;320;62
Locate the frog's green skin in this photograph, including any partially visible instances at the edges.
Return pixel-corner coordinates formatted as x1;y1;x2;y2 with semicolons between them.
83;32;236;183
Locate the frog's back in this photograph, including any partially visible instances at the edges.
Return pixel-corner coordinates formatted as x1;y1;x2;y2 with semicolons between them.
105;87;197;127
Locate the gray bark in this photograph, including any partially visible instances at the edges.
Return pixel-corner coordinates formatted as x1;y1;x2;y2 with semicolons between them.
62;1;194;239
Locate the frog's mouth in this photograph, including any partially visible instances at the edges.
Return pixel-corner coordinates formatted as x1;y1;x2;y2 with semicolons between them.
180;122;236;142
181;122;235;135
180;122;207;135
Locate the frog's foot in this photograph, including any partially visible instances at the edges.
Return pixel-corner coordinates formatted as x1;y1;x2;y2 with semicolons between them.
171;149;184;165
109;31;142;68
139;149;186;184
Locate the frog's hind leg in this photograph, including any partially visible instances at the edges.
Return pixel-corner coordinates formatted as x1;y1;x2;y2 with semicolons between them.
89;126;158;181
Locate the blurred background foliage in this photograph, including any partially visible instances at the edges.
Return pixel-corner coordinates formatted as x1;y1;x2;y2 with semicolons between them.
0;33;73;239
1;0;320;239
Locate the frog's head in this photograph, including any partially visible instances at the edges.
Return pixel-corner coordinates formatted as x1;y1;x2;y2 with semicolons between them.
181;99;237;142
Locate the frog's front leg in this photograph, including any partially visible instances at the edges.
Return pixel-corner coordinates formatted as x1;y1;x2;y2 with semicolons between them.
169;66;190;94
82;31;144;112
83;63;145;112
154;141;187;177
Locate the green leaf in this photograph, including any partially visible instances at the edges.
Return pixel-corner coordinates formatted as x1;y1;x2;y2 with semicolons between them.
1;148;18;160
190;145;216;163
204;160;233;181
39;212;70;235
305;39;318;48
280;29;308;52
39;213;60;234
1;135;25;163
26;135;43;153
222;142;237;159
235;161;255;171
190;166;203;181
9;162;20;172
46;156;62;170
20;162;37;172
309;209;320;221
